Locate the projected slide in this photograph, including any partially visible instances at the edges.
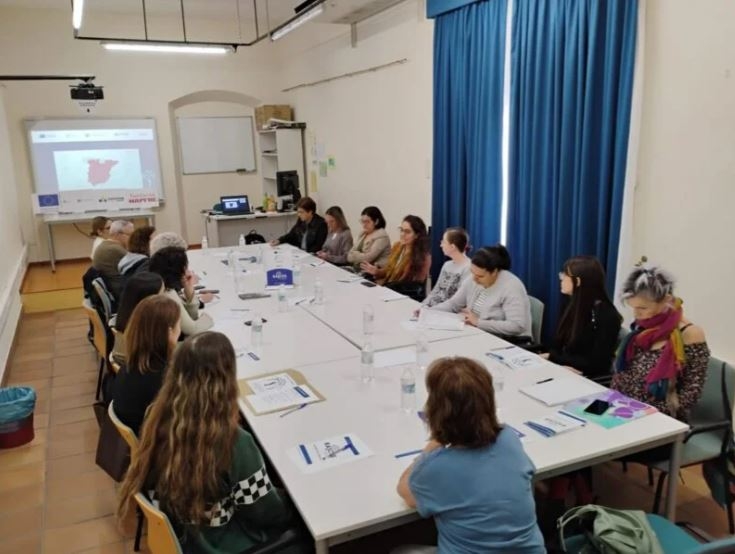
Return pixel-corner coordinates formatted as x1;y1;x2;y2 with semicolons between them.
54;149;144;190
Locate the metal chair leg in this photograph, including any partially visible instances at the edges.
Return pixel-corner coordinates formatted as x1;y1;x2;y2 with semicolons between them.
95;356;105;401
652;471;666;514
134;508;144;551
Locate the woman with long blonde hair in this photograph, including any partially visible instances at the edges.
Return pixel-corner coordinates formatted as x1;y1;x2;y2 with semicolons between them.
118;332;297;553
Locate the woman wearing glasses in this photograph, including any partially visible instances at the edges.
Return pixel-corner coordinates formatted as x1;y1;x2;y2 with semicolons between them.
347;206;392;271
360;215;431;296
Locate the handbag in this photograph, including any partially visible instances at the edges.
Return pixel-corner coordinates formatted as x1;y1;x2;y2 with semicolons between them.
558;505;664;554
95;409;131;482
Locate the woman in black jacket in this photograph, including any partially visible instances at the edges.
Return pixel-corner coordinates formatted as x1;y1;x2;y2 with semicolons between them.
270;196;327;253
542;256;622;378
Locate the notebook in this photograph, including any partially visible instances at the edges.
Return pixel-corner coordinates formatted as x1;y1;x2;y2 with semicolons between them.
520;377;603;406
524;410;587;437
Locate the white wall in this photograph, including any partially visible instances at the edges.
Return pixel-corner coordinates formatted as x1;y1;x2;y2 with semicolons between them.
0;87;26;379
274;0;434;242
636;0;735;363
0;7;280;258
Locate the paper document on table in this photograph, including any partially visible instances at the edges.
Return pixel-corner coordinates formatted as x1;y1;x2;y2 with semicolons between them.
373;347;416;368
418;309;464;331
486;345;544;370
288;433;373;474
378;287;407;302
239;370;325;415
524;410;587;437
520;377;603;406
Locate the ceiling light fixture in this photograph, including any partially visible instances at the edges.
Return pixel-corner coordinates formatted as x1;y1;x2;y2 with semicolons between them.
102;41;234;55
72;0;84;30
270;2;324;41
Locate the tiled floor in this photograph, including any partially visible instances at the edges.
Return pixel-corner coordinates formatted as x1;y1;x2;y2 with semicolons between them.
0;309;732;554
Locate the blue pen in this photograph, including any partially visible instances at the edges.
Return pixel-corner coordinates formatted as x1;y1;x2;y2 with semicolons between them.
394;449;423;459
279;404;308;418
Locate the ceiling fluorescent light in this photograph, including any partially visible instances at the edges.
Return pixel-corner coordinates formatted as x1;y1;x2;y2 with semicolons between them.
72;0;84;30
270;3;324;41
102;42;234;55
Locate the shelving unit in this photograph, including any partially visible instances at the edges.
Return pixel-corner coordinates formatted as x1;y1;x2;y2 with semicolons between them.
258;127;306;201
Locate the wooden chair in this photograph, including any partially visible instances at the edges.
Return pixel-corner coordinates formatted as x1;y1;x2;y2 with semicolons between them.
82;301;109;401
109;402;144;550
133;493;183;554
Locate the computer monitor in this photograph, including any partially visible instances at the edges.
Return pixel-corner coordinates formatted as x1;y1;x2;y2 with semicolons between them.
220;195;251;215
276;170;301;202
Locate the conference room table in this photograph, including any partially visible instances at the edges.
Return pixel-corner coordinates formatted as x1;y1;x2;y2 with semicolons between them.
188;245;688;554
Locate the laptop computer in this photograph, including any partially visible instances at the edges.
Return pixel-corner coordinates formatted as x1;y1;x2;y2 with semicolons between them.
220;195;252;215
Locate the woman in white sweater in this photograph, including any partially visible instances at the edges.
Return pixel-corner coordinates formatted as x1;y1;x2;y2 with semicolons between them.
149;246;213;337
432;245;532;339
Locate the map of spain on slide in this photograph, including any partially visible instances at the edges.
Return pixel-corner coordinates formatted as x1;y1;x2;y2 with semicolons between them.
54;148;144;190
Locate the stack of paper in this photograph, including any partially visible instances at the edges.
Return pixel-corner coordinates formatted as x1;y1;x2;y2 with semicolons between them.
486;345;545;370
524;411;587;437
242;372;321;415
418;309;464;331
520;377;603;406
563;390;657;429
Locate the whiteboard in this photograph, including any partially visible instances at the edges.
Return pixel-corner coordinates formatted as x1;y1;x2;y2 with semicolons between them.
177;116;256;174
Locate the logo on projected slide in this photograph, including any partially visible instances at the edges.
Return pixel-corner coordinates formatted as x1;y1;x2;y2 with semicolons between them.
87;159;119;185
266;268;293;287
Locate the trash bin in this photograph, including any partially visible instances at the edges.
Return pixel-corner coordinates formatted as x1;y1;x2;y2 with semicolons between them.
0;386;36;449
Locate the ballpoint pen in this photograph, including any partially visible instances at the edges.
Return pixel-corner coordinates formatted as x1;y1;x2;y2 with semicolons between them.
279;404;308;418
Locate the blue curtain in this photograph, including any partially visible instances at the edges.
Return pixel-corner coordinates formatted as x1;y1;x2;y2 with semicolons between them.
431;0;507;275
507;0;638;339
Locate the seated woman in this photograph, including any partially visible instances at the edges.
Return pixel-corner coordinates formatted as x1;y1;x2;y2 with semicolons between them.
421;227;471;308
118;331;302;553
316;206;354;265
111;272;164;363
149;246;213;337
90;216;110;259
118;225;156;277
112;295;180;434
346;206;391;271
395;356;545;554
431;245;532;339
361;215;431;295
541;256;622;378
270;196;327;253
612;265;708;423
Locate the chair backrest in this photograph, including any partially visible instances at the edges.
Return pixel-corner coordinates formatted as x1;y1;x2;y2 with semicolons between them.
82;301;108;360
108;401;139;457
691;536;735;553
91;277;115;322
133;492;183;554
690;357;735;427
528;296;544;344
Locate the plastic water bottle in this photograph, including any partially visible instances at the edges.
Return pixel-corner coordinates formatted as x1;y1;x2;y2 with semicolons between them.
314;278;324;305
201;235;208;255
278;284;288;312
362;304;374;336
251;313;263;348
238;234;246;248
227;250;237;275
293;263;302;287
401;366;416;413
416;332;430;370
256;245;263;264
360;341;374;383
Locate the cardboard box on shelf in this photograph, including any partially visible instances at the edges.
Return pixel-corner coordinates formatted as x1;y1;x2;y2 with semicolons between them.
255;105;293;130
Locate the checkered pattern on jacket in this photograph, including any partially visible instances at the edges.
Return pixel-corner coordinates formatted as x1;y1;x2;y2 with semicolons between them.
147;465;273;528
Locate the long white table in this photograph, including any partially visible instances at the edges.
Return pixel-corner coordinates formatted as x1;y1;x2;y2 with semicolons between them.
188;246;688;553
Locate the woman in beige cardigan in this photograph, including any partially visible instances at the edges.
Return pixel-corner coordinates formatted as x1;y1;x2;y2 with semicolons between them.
347;206;391;271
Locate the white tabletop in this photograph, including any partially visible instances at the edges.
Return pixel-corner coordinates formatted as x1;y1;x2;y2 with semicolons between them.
240;332;688;543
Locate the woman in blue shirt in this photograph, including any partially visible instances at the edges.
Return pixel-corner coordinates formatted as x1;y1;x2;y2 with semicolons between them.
396;356;545;554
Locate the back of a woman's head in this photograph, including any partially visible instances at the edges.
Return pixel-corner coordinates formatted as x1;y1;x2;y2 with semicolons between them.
444;227;469;253
127;226;156;256
621;264;675;303
91;216;109;237
149;246;188;290
125;295;179;373
425;357;501;448
116;272;163;332
471;244;511;272
118;332;239;527
361;206;386;229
